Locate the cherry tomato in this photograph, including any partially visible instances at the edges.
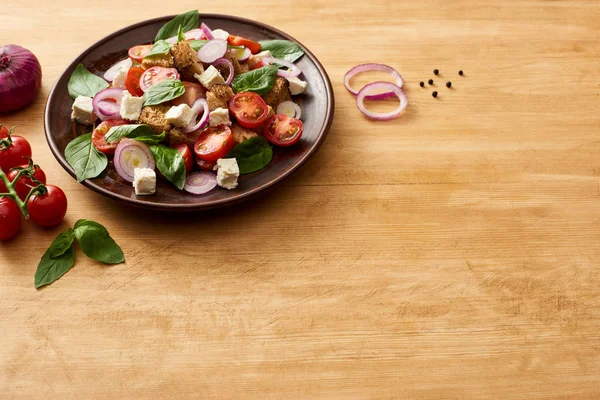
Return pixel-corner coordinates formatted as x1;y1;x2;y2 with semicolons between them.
0;197;21;240
140;67;180;92
125;66;145;97
0;125;8;138
229;92;269;129
228;35;261;54
251;61;264;70
171;143;193;173
27;185;68;227
6;164;47;201
172;82;206;107
92;119;129;155
195;158;215;172
193;125;235;163
0;135;32;172
263;114;304;147
128;44;152;63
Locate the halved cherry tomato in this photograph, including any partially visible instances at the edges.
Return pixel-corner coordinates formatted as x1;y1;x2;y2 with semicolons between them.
0;125;8;138
140;67;180;92
193;125;235;163
263;114;304;147
28;185;68;228
228;35;261;54
251;60;264;70
91;119;129;155
195;158;215;172
172;82;206;107
128;44;152;63
125;67;145;97
5;164;47;201
228;92;269;129
171;143;193;173
0;197;21;241
0;134;32;172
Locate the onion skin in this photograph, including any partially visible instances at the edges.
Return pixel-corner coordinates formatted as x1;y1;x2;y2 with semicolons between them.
0;45;42;113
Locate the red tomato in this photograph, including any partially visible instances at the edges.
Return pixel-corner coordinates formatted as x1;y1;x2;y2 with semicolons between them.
140;67;180;92
228;35;261;54
251;61;264;70
229;92;269;129
263;115;304;147
128;44;152;63
0;135;32;172
92;119;129;155
27;185;68;227
171;143;193;173
0;125;8;138
193;125;235;163
195;158;215;172
6;164;47;201
172;82;206;107
0;197;21;240
125;66;145;97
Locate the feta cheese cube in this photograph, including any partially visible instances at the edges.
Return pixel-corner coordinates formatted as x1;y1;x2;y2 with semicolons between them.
215;158;239;190
287;77;307;95
112;68;128;89
120;91;144;121
209;107;231;127
165;104;194;127
211;29;229;41
71;96;96;125
133;168;156;196
195;65;225;89
248;50;272;69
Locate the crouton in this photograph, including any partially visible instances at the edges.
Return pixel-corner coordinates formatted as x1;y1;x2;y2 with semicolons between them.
170;40;204;81
206;84;234;111
263;76;291;110
137;105;172;134
141;54;175;69
231;123;259;144
238;62;250;74
168;127;203;148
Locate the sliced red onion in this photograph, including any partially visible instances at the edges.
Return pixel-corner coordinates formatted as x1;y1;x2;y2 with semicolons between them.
236;47;251;63
92;88;125;121
183;98;209;133
184;171;217;195
211;29;229;41
212;57;234;85
344;63;404;100
276;101;302;119
261;56;302;78
198;39;227;63
114;139;155;182
356;81;408;121
103;58;132;82
185;28;205;40
200;23;214;40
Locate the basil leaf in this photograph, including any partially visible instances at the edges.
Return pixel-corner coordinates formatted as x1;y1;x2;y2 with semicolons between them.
226;136;273;174
145;40;173;58
105;124;164;144
143;79;185;106
189;40;243;52
155;10;199;41
48;229;75;259
258;40;305;63
148;144;186;190
232;66;278;95
74;219;125;264
35;242;75;289
65;133;108;182
177;25;185;42
133;131;166;145
68;64;109;99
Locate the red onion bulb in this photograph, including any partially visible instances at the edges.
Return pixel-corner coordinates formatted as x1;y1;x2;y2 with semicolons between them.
0;45;42;113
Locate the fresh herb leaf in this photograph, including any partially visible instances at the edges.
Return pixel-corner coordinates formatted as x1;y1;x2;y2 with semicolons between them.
143;79;185;106
145;40;173;58
35;241;75;289
177;25;185;42
226;136;273;174
48;229;75;259
258;40;305;63
132;131;166;145
68;64;109;99
74;220;125;264
155;10;199;41
232;66;278;95
105;124;165;144
65;133;108;182
189;40;244;52
148;144;186;190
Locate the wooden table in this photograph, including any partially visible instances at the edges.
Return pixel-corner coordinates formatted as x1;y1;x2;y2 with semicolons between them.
2;1;599;398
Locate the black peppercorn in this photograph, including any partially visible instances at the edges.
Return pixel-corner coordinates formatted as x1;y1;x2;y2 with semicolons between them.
419;81;424;87
434;69;439;75
446;81;452;88
432;91;438;98
458;70;464;76
428;79;434;85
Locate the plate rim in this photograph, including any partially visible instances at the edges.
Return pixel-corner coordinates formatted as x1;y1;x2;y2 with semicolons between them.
44;13;335;211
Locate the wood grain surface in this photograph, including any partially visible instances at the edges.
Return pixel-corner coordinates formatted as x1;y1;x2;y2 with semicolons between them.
1;1;599;398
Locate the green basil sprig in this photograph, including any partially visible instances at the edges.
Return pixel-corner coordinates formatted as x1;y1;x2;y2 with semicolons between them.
258;40;305;63
226;137;273;174
231;66;278;95
143;79;185;106
68;64;109;99
149;144;186;190
105;124;165;144
155;10;199;41
177;25;186;42
64;133;108;182
145;40;173;58
74;220;125;264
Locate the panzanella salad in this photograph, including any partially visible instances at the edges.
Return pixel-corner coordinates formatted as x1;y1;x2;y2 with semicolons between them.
65;10;307;196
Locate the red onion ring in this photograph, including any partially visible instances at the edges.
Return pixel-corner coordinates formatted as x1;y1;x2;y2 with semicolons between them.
276;101;302;119
200;23;214;40
198;39;227;63
103;58;132;82
183;98;209;133
114;139;155;182
261;56;302;78
184;171;217;195
236;47;251;63
166;28;206;44
344;63;404;100
212;57;234;85
92;88;125;121
356;81;408;121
